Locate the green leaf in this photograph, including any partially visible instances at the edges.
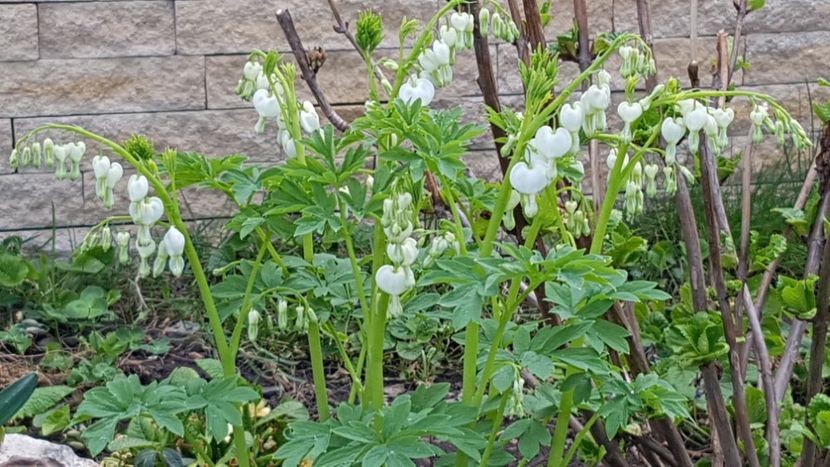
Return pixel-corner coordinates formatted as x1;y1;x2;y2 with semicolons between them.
591;320;631;354
0;254;28;288
0;373;38;425
520;351;555;380
32;405;71;436
195;359;225;379
748;0;765;10
13;385;74;420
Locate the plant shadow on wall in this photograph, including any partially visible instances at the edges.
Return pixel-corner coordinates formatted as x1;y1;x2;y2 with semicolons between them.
2;0;830;466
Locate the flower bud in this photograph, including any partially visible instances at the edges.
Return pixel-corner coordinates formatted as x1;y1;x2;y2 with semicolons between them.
247;309;261;343
152;241;169;277
300;100;321;134
128;174;149;202
117;231;131;264
43;138;54;168
8;149;18;171
100;226;112;252
163;226;185;257
277;300;289;330
295;306;306;331
478;8;490;35
243;61;262;81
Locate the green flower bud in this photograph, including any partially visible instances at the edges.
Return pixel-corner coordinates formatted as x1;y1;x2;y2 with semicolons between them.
21;147;31;167
152;241;169;277
295;306;305;331
8;149;18;171
31;142;42;168
479;8;490;35
117;231;131;264
277;300;288;330
247;309;261;343
100;226;112;252
43;138;54;168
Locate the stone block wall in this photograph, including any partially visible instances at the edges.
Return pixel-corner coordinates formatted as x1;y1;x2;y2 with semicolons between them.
0;0;828;247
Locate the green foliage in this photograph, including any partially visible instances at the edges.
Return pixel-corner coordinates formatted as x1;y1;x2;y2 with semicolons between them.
275;384;484;466
356;10;384;54
0;373;38;426
12;385;73;420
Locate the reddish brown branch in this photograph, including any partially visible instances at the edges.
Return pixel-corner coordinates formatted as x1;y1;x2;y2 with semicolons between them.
276;9;349;131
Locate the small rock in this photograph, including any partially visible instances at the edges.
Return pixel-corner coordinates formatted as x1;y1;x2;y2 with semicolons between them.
0;434;97;467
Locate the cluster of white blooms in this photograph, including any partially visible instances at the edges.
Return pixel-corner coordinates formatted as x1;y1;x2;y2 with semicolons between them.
580;70;612;136
674;99;734;157
80;225;112;253
618;45;656;81
127;175;185;278
91;155;124;209
423;231;460;267
376;193;418;317
479;7;520;42
238;59;320;157
506;368;525;418
509;124;573;217
9;138;87;182
564;201;591;238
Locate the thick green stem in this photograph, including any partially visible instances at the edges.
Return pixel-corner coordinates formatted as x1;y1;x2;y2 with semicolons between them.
480;393;511;466
307;320;330;420
549;390;575;466
364;222;388;409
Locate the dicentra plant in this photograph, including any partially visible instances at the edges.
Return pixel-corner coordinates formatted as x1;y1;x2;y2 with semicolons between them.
8;1;811;464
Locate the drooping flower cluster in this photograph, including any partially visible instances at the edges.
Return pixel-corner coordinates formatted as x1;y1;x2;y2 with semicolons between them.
423;231;459;267
126;175;185;278
91;155;124;209
618;45;656;81
376;192;418;317
237;59;320;157
9;138;86;182
479;6;520;43
580;70;612;136
509;125;573;217
564;201;591;238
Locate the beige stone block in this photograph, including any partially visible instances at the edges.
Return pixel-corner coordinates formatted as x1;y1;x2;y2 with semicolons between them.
175;0;441;55
0;4;38;61
0;57;205;118
39;1;176;58
744;31;830;85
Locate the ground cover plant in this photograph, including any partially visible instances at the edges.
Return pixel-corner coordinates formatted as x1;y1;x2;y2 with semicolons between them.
2;0;830;466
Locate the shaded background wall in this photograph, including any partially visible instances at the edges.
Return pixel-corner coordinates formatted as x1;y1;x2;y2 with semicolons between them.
1;0;828;246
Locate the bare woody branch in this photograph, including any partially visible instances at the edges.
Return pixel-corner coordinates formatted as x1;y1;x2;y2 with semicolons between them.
276;9;350;131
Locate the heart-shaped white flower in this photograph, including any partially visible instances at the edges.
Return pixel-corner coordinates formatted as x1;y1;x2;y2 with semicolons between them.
376;265;410;296
163;226;186;257
509;161;548;194
399;77;435;106
128;174;149;202
750;103;768;125
712;108;734;128
106;162;123;189
677;99;697;117
531;126;572;159
581;85;609;111
253;89;280;118
387;237;419;266
560;103;583;132
440;25;458;48
684;105;709;132
644;164;659;179
617;101;643;123
661;117;685;144
703;113;718;136
138;197;164;226
92;155;111;179
243;61;262;81
299;100;320;133
431;40;451;66
67;142;85;163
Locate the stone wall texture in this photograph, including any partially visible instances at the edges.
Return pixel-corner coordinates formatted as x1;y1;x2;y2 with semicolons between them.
1;0;828;245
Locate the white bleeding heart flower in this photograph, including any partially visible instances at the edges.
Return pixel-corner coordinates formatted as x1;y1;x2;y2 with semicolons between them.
243;61;262;81
399;77;435;106
677;99;697;117
750;103;768;125
528;147;557;180
509;161;548;195
106;163;123;189
597;69;612;87
440;25;458;48
617;101;643;123
581;85;609;111
299;100;320;133
432;40;451;66
644;164;659;179
163;226;185;257
92;155;111;179
712;108;734;128
531;126;572;159
684;105;709;132
136;197;164;226
128;174;149;202
376;265;410;296
703;113;718;137
661;117;685;144
606;148;617;169
560;103;583;132
253;89;280;118
387;237;419;266
256;72;270;90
